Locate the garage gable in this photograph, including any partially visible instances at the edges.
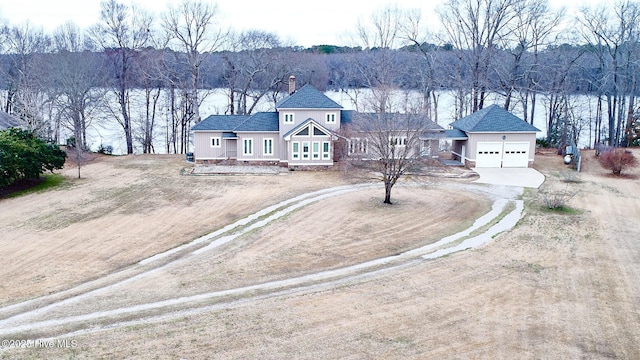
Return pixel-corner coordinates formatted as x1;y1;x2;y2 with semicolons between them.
448;105;540;168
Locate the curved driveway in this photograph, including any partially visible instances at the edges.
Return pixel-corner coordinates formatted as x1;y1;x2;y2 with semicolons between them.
0;181;526;342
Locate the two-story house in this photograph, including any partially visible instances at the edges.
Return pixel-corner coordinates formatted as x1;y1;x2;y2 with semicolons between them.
191;77;353;167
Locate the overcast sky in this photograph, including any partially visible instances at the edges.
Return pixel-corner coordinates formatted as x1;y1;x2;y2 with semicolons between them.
0;0;607;48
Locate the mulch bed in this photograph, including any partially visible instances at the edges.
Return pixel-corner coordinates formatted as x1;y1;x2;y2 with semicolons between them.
0;178;46;198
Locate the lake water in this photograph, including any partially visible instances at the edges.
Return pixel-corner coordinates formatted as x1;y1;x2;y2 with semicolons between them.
3;88;599;155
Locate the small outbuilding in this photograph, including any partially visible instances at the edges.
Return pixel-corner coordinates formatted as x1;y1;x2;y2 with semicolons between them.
448;105;540;168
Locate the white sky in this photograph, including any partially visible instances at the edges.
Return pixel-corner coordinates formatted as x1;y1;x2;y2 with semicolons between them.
0;0;608;48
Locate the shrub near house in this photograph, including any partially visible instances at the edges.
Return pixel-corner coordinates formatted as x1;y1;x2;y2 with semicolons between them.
0;128;67;188
598;148;638;175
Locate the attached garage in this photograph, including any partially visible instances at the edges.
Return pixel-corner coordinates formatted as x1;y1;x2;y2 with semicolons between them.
502;142;530;167
448;105;540;169
476;142;503;168
476;141;530;168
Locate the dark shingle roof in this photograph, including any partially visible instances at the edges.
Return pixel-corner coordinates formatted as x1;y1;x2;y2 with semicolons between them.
192;115;249;131
444;128;469;139
351;112;443;131
449;104;540;132
340;110;355;124
234;112;279;132
276;85;343;109
191;113;279;132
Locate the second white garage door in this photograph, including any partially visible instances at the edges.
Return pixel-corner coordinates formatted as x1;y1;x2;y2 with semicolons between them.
502;142;530;167
476;142;530;168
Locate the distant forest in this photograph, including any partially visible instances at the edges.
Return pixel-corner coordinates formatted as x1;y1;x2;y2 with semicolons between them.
1;0;639;154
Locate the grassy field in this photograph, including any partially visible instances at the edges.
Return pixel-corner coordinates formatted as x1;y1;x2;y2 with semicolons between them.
1;149;639;359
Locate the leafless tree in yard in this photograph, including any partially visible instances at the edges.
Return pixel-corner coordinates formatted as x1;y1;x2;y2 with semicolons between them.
346;5;432;204
50;22;107;178
348;110;430;205
90;0;153;154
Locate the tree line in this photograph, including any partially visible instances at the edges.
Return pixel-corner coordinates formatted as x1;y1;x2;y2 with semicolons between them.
0;0;639;156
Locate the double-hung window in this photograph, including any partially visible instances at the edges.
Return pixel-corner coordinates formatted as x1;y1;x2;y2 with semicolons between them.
243;138;253;156
292;142;300;160
263;138;274;156
284;113;295;124
325;113;336;124
322;141;330;159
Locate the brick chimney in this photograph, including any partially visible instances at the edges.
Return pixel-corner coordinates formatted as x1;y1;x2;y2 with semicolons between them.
288;75;296;95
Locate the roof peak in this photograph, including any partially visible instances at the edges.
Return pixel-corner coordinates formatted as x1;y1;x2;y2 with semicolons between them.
276;84;343;109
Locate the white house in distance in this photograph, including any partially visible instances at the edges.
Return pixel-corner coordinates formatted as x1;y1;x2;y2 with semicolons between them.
447;104;540;168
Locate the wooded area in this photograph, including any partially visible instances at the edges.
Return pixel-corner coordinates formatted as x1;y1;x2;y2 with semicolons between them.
0;0;639;154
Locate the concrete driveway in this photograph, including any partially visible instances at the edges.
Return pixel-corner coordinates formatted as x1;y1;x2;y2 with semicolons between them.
472;168;545;188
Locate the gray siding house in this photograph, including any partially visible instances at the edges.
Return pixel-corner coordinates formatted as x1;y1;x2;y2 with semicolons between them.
448;105;540;168
192;79;445;167
192;83;540;169
192;81;344;166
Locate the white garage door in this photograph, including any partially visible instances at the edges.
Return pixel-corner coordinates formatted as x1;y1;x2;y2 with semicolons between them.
476;142;503;168
502;142;530;167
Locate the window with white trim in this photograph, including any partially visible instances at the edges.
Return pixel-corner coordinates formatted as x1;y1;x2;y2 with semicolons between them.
292;142;300;159
295;126;309;136
325;113;336;124
389;136;407;146
322;141;330;159
263;138;274;156
312;142;320;159
313;126;328;136
210;137;221;148
302;141;310;159
284;113;295;124
349;138;368;154
243;138;253;156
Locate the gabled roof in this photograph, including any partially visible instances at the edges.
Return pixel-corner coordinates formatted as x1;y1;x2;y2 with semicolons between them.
276;85;343;109
282;118;334;140
192;115;248;131
234;112;279;132
449;104;540;133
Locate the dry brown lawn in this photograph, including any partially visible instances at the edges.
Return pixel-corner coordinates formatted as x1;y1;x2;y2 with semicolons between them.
2;149;640;359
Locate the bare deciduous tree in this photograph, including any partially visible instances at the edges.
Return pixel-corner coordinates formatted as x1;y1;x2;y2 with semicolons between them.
348;110;431;205
437;0;522;115
51;22;106;178
346;6;432;204
578;0;640;146
163;0;227;123
90;0;152;154
3;22;51;135
222;30;287;115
